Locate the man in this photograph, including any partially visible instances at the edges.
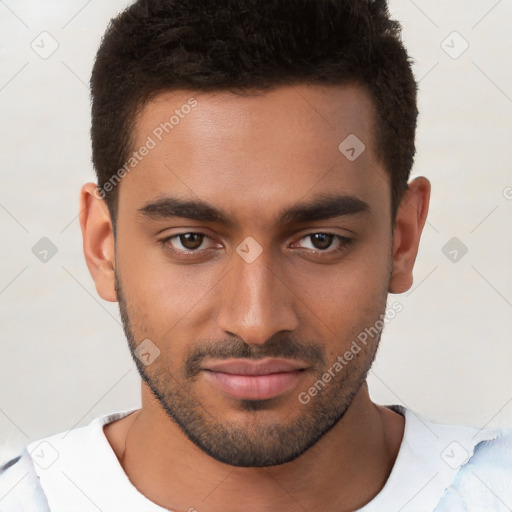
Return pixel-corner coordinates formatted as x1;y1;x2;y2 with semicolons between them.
1;0;510;510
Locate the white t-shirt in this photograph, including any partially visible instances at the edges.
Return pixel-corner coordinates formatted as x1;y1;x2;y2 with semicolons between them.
1;404;511;511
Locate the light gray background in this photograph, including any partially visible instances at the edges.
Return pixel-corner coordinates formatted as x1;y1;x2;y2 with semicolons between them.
1;0;511;464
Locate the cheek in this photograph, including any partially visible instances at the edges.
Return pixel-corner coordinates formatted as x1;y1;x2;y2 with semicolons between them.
298;242;390;356
302;245;389;314
116;236;224;342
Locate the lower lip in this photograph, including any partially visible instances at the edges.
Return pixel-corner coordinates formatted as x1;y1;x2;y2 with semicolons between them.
202;370;304;400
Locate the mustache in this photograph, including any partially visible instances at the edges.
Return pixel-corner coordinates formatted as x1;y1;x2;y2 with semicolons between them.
184;335;326;378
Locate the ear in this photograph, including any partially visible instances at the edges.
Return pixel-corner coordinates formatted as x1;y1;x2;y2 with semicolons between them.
388;176;431;294
79;183;117;302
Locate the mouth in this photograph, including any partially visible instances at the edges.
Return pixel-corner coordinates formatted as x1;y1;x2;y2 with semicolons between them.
201;358;308;400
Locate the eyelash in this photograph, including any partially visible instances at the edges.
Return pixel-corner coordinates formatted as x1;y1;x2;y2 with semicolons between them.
159;232;353;260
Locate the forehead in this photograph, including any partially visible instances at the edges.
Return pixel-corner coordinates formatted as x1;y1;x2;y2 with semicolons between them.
118;83;389;227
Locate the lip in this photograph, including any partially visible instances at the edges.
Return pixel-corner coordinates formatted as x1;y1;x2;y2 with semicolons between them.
201;358;308;400
202;358;308;375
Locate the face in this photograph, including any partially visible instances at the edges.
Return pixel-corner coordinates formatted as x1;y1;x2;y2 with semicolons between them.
113;84;395;467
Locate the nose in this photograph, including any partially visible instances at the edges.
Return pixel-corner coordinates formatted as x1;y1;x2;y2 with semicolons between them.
216;242;299;346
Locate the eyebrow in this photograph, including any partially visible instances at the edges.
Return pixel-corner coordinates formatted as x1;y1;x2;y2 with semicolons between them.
137;192;370;227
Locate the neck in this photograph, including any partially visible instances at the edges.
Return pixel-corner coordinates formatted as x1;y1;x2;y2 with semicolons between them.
105;382;404;512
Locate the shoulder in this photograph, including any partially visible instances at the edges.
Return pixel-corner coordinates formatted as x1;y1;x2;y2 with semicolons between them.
0;409;139;511
434;427;512;511
457;426;512;481
0;450;51;511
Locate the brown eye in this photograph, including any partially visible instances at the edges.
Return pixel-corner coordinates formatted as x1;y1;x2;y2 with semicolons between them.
299;233;338;251
309;233;335;250
175;233;205;250
159;231;220;260
160;232;214;255
294;232;353;258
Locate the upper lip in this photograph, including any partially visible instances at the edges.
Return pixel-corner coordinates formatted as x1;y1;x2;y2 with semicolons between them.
202;358;308;375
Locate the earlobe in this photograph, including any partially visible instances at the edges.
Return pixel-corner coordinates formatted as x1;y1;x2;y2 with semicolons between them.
388;176;431;294
79;183;117;302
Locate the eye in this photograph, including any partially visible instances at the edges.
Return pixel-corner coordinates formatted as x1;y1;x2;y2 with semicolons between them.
160;232;217;258
294;233;352;256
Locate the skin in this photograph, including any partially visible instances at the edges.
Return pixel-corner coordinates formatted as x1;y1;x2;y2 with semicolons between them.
79;83;430;512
